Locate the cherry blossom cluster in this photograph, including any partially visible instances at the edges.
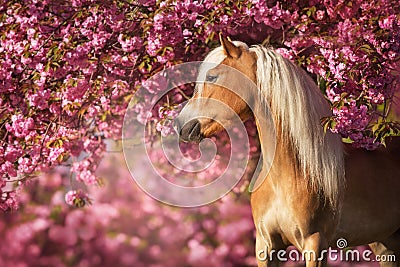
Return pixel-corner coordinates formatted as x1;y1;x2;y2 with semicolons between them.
278;0;400;147
0;155;257;266
0;0;399;211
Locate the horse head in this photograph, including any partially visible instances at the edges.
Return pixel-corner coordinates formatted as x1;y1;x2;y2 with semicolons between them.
175;35;257;143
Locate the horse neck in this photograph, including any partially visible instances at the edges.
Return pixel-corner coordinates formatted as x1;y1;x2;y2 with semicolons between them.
253;103;304;191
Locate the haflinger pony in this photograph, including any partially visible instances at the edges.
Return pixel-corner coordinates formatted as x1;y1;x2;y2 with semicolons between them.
175;35;400;267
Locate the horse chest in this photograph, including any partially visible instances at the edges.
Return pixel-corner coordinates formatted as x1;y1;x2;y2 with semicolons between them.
251;175;337;251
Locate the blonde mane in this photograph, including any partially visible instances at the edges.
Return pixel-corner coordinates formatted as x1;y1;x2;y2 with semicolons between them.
250;45;345;207
200;43;345;207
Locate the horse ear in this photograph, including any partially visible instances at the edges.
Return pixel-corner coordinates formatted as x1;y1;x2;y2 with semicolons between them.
219;33;241;58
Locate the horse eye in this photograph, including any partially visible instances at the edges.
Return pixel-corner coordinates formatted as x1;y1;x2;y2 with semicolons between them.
205;74;218;83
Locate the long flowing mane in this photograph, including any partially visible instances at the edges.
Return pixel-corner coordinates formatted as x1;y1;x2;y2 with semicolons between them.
199;43;345;207
250;45;345;207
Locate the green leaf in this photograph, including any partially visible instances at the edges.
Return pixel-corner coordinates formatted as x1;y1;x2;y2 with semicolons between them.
342;137;354;144
359;44;374;54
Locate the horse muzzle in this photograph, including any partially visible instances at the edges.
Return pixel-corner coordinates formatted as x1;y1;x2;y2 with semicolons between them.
173;118;203;143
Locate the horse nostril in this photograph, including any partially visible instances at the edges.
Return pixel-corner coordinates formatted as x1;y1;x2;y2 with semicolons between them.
180;119;202;142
